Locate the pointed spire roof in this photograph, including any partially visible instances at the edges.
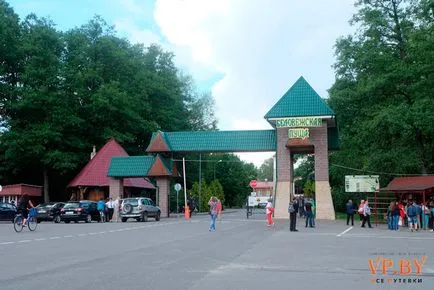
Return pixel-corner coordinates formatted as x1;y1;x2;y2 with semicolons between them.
264;76;335;119
68;139;155;189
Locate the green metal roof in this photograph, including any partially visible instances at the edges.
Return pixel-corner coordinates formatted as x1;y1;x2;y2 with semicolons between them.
264;76;335;119
107;156;155;177
157;130;277;152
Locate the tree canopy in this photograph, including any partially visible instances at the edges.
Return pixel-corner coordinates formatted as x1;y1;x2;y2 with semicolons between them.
0;1;217;201
327;0;434;211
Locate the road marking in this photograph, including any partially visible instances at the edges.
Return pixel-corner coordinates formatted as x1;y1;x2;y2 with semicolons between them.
77;233;88;237
18;240;31;243
49;236;60;240
0;241;15;245
344;234;434;240
337;227;353;237
63;235;73;238
99;231;106;234
35;238;46;241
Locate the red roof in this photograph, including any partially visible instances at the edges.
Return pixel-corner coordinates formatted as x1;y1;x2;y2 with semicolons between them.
255;181;274;189
0;184;43;197
68;139;155;189
381;176;434;192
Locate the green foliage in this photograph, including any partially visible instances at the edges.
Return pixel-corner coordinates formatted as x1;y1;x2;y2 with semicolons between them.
303;180;315;198
257;157;273;181
329;0;434;198
0;5;217;201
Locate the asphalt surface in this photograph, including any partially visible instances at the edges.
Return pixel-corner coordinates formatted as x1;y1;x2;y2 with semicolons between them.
0;209;433;290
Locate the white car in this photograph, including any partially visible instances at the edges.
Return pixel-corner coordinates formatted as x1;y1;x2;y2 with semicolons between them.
120;198;161;222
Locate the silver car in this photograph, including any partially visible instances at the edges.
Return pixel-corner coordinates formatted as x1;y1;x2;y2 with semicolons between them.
120;198;161;222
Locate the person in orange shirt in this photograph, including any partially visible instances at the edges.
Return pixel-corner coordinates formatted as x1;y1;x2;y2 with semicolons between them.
266;199;274;227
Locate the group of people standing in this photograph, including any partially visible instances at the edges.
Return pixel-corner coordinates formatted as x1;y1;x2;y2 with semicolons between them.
387;200;434;232
345;199;373;228
345;198;434;232
349;199;373;227
97;197;116;222
288;197;316;231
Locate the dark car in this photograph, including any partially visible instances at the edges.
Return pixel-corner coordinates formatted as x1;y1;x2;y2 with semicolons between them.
60;200;100;223
36;202;65;223
0;202;17;222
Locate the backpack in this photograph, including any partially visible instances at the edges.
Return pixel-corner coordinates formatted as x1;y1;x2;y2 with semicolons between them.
288;203;295;213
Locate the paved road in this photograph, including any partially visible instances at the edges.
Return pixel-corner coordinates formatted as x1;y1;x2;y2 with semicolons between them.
0;210;433;290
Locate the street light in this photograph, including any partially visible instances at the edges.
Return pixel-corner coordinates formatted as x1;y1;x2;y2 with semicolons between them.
214;160;223;180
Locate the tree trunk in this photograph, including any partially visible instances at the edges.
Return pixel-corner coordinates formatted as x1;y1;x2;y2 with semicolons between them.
43;167;50;202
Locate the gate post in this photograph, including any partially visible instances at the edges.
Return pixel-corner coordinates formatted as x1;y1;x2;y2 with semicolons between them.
156;177;170;218
109;177;124;222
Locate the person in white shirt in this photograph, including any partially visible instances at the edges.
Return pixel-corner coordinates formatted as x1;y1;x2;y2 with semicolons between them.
106;197;115;222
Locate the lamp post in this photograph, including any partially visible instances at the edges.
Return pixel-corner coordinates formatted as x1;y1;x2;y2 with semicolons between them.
214;160;222;180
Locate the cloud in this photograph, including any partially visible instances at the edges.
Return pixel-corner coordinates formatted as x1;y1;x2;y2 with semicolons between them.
154;0;356;133
119;0;146;15
115;0;357;167
114;18;161;46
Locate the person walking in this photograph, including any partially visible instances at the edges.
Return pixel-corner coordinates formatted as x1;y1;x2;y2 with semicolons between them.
265;199;274;227
208;196;218;232
361;200;372;228
345;199;355;226
289;198;299;232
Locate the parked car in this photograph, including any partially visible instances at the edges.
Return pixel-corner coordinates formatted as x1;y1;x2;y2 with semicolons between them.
0;202;17;222
60;200;100;223
36;202;65;223
121;197;161;222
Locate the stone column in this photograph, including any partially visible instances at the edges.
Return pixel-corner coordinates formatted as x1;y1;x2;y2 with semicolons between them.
310;121;335;220
156;177;170;218
274;127;293;219
109;177;124;222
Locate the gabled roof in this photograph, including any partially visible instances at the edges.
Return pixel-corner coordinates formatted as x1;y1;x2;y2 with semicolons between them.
146;130;277;153
107;155;178;178
146;128;339;152
264;76;335;119
68;139;155;189
381;176;434;192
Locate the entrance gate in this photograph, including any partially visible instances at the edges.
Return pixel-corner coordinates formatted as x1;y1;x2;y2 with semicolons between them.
107;76;339;219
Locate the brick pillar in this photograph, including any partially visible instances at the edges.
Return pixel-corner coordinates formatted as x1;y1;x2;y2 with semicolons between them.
109;178;124;222
156;177;170;218
274;127;293;219
310;121;335;220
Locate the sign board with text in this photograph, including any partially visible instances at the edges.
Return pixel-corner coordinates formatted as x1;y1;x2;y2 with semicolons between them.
276;117;322;128
345;175;379;193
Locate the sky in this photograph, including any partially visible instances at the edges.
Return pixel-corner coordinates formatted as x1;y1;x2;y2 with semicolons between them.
7;0;357;167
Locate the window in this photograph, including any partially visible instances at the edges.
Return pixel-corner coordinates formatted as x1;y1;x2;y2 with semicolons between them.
141;199;149;206
148;200;155;206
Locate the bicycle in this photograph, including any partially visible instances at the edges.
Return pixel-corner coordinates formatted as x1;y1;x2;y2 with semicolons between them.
14;208;38;233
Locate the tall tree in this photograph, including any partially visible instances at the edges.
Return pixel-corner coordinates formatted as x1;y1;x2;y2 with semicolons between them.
329;0;434;180
257;157;273;181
